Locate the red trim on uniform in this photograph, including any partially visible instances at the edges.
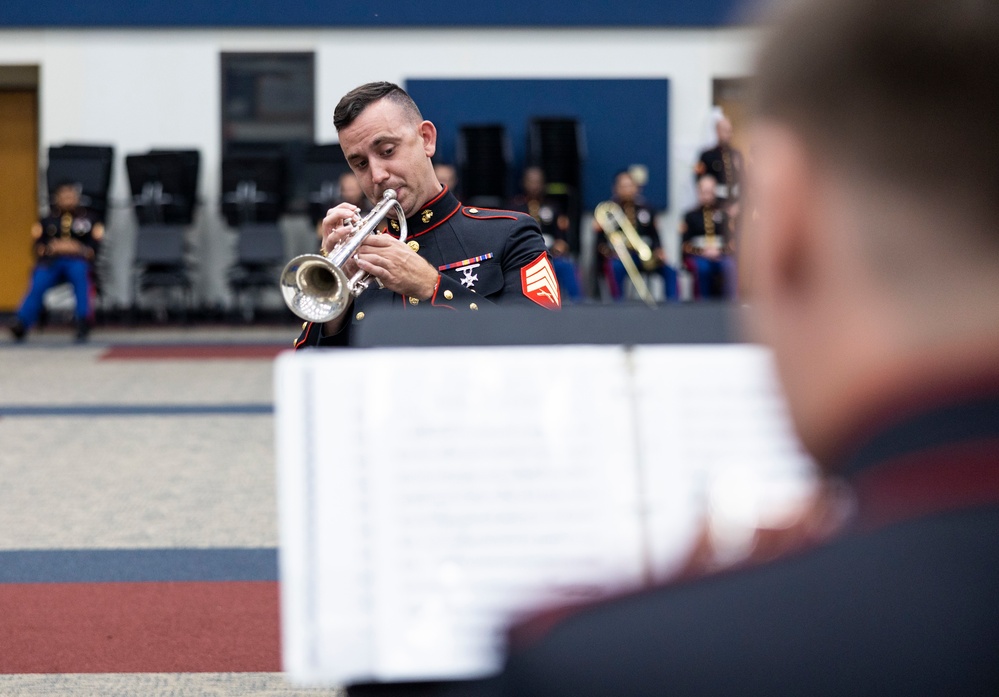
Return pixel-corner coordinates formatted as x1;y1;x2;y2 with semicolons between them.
403;203;461;240
293;323;313;349
425;186;448;207
461;207;519;221
387;186;460;240
409;206;460;238
429;275;457;310
851;439;999;532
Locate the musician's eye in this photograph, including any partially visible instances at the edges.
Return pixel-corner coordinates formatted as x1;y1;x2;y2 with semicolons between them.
355;160;368;171
381;146;394;158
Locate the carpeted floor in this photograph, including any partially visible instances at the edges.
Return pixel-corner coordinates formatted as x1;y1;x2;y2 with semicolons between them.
0;324;344;696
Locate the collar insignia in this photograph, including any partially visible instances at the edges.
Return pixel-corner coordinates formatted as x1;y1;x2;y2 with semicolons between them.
421;209;434;224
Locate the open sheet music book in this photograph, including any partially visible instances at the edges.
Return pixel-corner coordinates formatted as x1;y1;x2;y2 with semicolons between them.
275;344;815;686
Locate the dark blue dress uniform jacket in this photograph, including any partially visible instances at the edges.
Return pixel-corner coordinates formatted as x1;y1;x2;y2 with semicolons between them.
295;187;557;349
449;369;999;697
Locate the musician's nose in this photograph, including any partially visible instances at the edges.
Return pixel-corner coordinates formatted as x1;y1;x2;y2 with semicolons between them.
370;160;390;186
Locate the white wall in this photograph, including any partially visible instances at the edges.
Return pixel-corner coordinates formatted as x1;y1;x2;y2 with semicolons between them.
0;27;759;310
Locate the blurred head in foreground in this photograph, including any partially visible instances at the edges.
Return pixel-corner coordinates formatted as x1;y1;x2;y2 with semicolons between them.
743;0;999;466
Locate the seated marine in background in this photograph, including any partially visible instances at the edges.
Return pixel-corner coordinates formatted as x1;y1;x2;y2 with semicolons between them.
681;174;736;299
593;170;677;302
9;182;103;343
507;166;582;302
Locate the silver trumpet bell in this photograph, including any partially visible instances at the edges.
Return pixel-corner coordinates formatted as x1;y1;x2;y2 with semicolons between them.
280;189;408;323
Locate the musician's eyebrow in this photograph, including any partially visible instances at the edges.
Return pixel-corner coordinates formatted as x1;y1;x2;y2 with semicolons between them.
346;135;401;164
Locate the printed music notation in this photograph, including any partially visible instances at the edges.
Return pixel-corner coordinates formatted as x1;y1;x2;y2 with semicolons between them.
276;345;816;686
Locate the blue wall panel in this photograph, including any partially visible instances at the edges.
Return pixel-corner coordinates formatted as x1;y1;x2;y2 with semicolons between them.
0;0;745;28
407;78;670;211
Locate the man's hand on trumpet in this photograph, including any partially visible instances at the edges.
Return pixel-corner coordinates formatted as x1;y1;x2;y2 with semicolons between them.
320;203;364;258
353;234;439;301
319;201;440;302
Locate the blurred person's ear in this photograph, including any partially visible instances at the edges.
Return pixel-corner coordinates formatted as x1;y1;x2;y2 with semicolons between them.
741;124;816;312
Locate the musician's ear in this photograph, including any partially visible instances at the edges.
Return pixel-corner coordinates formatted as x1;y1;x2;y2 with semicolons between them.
740;123;814;307
419;120;437;158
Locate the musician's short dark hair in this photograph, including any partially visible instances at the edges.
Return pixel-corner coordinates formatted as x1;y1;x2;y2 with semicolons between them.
333;82;424;131
754;0;999;222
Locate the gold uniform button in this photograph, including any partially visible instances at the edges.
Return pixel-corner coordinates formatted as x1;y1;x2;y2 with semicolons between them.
469;302;479;311
408;240;420;252
355;312;365;321
409;297;420;306
443;290;453;300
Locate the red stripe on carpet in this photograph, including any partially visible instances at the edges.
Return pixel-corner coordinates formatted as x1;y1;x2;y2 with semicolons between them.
100;344;288;360
0;581;280;673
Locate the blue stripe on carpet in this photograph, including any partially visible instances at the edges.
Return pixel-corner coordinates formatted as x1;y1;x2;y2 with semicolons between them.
0;548;278;583
0;404;273;417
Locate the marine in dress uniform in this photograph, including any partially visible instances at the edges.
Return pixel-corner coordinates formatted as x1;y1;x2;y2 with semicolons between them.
294;185;558;349
695;145;743;202
507;166;582;302
694;117;744;204
9;184;103;342
680;175;735;299
593;171;678;302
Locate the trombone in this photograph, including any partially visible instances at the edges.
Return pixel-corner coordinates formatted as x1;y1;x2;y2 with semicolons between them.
593;201;657;308
280;189;407;323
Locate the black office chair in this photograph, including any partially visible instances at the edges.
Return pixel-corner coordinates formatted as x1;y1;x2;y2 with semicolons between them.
221;150;287;226
303;143;351;227
126;151;199;226
126;150;201;321
227;223;287;321
219;150;289;320
132;224;193;322
47;143;114;224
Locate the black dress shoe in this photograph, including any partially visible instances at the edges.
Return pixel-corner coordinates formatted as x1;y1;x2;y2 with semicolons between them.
74;320;91;343
9;321;26;342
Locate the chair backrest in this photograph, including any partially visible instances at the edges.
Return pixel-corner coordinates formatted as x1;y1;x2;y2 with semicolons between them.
47;143;115;224
303;143;351;226
236;223;286;265
221;151;288;226
134;225;186;265
126;152;200;225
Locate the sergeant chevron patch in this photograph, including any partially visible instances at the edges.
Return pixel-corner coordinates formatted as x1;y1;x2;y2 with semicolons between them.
521;252;561;310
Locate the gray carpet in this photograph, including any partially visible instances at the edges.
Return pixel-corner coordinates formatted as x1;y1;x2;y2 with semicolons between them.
0;325;343;696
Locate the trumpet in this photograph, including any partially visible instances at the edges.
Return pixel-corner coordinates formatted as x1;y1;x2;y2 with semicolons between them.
280;189;408;323
593;200;657;308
